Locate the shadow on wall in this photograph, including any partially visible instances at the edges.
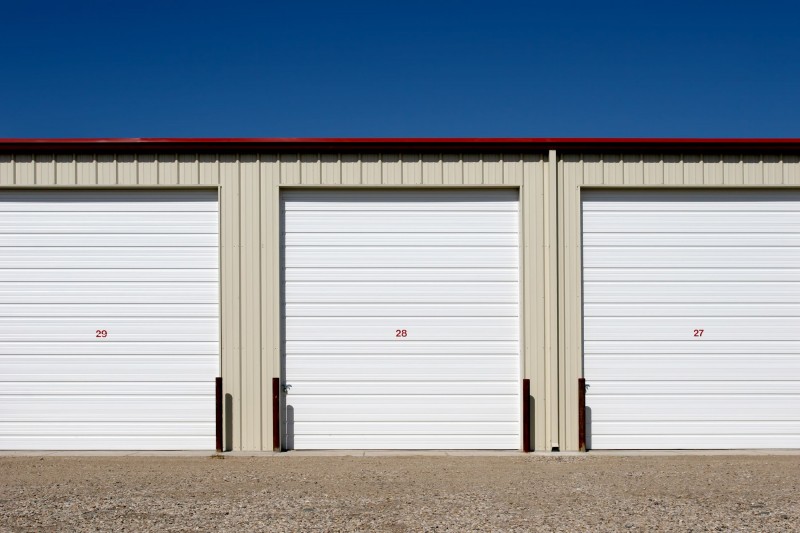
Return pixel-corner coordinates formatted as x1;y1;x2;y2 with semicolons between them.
225;394;233;451
585;406;592;451
285;405;294;450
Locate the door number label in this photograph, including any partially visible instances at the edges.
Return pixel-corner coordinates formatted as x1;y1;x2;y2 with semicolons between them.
693;329;704;337
96;329;108;338
395;329;408;338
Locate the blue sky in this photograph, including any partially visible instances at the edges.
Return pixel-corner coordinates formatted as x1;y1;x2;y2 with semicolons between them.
1;1;798;138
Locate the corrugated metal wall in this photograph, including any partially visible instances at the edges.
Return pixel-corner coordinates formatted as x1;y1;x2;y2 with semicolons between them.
0;153;552;451
559;153;800;451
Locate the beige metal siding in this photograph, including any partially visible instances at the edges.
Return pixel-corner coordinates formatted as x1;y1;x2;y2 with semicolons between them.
0;152;548;451
559;152;800;451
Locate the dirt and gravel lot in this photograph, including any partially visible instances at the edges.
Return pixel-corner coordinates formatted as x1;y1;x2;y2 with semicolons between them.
1;454;798;532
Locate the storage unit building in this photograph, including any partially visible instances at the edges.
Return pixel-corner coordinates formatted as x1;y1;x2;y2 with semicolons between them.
0;139;799;451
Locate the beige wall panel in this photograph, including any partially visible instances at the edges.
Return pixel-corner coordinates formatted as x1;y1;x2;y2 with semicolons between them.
361;153;381;185
663;154;683;185
583;155;601;185
783;155;800;184
321;154;341;185
603;155;623;185
622;154;644;185
422;153;443;184
260;154;279;447
401;154;422;185
723;155;743;185
117;154;137;185
15;155;35;185
482;154;502;184
703;155;724;185
764;155;782;185
683;154;703;185
76;154;96;185
179;154;199;185
341;153;360;185
0;155;13;185
300;153;321;185
219;155;241;450
199;154;220;185
137;154;158;185
503;155;523;186
382;154;402;185
280;154;301;185
642;154;663;185
743;155;763;185
443;154;462;185
157;154;178;185
55;154;76;185
525;152;548;451
97;154;116;185
462;154;482;184
239;156;262;450
34;155;56;185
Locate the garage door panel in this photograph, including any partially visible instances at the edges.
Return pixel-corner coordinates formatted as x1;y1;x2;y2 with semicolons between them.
584;268;800;283
0;317;218;341
0;248;218;268
586;340;800;355
294;421;519;435
584;282;798;303
285;268;519;283
283;190;520;449
585;317;800;340
585;303;800;316
0;190;219;450
0;303;218;317
0;234;217;247
292;434;519;450
588;396;800;421
0;190;219;210
591;420;800;435
286;303;518;317
0;355;219;381
286;340;519;355
582;189;800;208
286;233;518;247
288;381;517;395
286;355;519;381
283;189;519;209
286;281;518;303
585;355;800;380
583;212;800;233
283;212;518;233
584;233;800;247
0;269;218;282
286;317;518;341
288;395;518;422
0;282;217;304
587;381;800;395
584;248;800;268
2;396;214;422
285;247;518;268
590;435;800;450
0;212;217;233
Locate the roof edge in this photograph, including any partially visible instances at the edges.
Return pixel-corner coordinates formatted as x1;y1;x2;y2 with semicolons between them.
1;138;800;154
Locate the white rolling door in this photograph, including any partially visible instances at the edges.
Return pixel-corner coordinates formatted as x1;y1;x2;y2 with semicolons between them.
283;190;520;449
0;190;219;450
583;190;800;449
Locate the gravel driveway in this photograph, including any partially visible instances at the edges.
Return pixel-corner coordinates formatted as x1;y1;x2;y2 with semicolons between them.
1;454;798;532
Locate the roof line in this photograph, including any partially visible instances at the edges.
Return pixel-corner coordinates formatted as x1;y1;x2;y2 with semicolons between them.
1;138;800;153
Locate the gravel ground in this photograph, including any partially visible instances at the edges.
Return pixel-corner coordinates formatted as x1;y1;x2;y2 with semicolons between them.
1;454;799;532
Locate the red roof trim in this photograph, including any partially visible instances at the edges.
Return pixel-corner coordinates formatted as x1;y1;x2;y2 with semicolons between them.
1;138;800;153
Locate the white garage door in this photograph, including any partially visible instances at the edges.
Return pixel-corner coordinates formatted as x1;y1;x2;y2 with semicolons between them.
283;190;520;449
0;190;219;450
583;190;800;449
